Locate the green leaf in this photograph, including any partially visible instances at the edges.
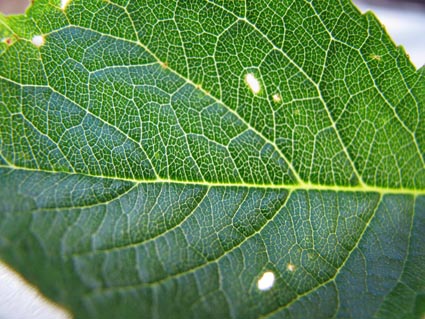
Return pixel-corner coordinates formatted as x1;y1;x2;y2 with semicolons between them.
0;0;424;318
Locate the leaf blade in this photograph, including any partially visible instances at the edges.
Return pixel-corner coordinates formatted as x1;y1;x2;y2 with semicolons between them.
0;0;424;318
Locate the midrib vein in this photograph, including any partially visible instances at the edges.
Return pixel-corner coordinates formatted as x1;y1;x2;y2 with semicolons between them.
1;13;424;197
0;164;423;196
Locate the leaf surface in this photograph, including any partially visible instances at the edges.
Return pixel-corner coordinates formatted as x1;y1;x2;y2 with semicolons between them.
0;0;424;318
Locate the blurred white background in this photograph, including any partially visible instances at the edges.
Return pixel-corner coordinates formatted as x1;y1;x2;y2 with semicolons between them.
356;0;425;67
0;263;69;319
0;0;424;318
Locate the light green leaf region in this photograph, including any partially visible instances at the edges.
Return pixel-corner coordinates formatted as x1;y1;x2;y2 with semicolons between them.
0;0;424;318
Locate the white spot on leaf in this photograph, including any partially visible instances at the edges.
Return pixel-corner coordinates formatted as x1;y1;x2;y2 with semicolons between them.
287;263;296;272
60;0;71;10
31;35;45;47
257;271;275;291
272;93;281;103
245;73;261;94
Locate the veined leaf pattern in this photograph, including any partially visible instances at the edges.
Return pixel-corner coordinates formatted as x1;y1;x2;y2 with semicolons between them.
0;0;424;318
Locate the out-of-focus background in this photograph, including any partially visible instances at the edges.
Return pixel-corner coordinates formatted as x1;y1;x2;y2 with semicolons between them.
0;0;28;14
356;0;425;67
0;0;424;318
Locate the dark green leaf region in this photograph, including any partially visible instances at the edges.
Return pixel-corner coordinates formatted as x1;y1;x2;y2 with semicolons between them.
0;0;424;318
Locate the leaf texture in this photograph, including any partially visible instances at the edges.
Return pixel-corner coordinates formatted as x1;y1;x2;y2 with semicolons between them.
0;0;424;318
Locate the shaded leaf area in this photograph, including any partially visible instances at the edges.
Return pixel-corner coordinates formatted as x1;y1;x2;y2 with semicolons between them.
1;169;422;318
0;0;424;318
